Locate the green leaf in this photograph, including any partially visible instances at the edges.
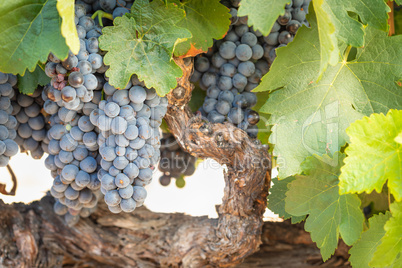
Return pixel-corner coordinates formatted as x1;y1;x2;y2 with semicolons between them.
0;0;69;75
339;110;402;201
17;64;50;94
237;0;290;36
57;0;79;54
285;153;364;261
99;0;192;95
322;0;390;47
268;177;306;223
255;91;271;145
171;0;231;56
349;212;392;268
188;86;206;112
254;10;402;178
395;131;402;144
312;0;339;75
312;0;390;76
371;202;402;267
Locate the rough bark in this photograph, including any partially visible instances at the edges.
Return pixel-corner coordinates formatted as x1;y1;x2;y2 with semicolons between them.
0;198;350;268
0;58;272;267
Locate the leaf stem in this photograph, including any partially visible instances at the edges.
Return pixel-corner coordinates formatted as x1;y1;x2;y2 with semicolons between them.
343;45;352;62
91;10;114;27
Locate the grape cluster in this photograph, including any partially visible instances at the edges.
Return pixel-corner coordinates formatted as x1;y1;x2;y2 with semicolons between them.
11;87;50;159
42;2;110;225
43;1;114;118
94;77;167;213
158;133;196;188
192;0;311;138
0;73;19;166
41;0;168;223
44;113;102;225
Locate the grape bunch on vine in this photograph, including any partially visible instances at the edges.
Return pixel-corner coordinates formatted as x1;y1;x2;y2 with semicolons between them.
0;0;401;267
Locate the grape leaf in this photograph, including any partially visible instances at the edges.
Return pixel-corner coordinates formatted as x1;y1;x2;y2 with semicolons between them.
371;202;402;267
312;0;338;76
188;86;206;112
339;110;402;201
57;0;79;54
0;0;69;75
349;212;391;268
285;153;364;261
254;10;402;178
313;0;390;76
254;91;271;145
321;0;389;46
395;131;402;144
237;0;290;36
170;0;231;57
99;0;192;95
17;64;50;94
268;177;306;223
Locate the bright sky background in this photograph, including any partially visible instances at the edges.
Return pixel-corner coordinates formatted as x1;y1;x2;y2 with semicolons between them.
0;154;279;221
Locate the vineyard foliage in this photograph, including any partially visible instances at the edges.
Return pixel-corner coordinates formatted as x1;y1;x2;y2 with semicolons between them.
0;0;402;266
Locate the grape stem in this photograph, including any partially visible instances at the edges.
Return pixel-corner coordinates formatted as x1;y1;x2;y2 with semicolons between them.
0;165;17;196
91;10;113;27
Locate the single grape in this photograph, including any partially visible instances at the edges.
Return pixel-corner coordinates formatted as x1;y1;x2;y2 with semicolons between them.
215;100;231;115
246;110;260;125
219;41;237;59
228;107;245;124
211;53;227;68
218;76;233;91
175;177;185;188
88;53;103;70
120;198;136;212
278;9;292;25
195;57;210;72
278;31;294;45
202;98;218;113
264;32;279;46
201;72;218;88
241;32;257;47
159;174;171;186
238;61;255;77
68;72;84;88
251;44;264;60
271;21;281;33
287;20;301;34
234;24;249;37
104;189;121;206
61;86;77;103
225;30;239;42
292;8;306;22
235;44;252;61
83;74;98;90
105;102;120;118
218;90;234;104
115;173;130;188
